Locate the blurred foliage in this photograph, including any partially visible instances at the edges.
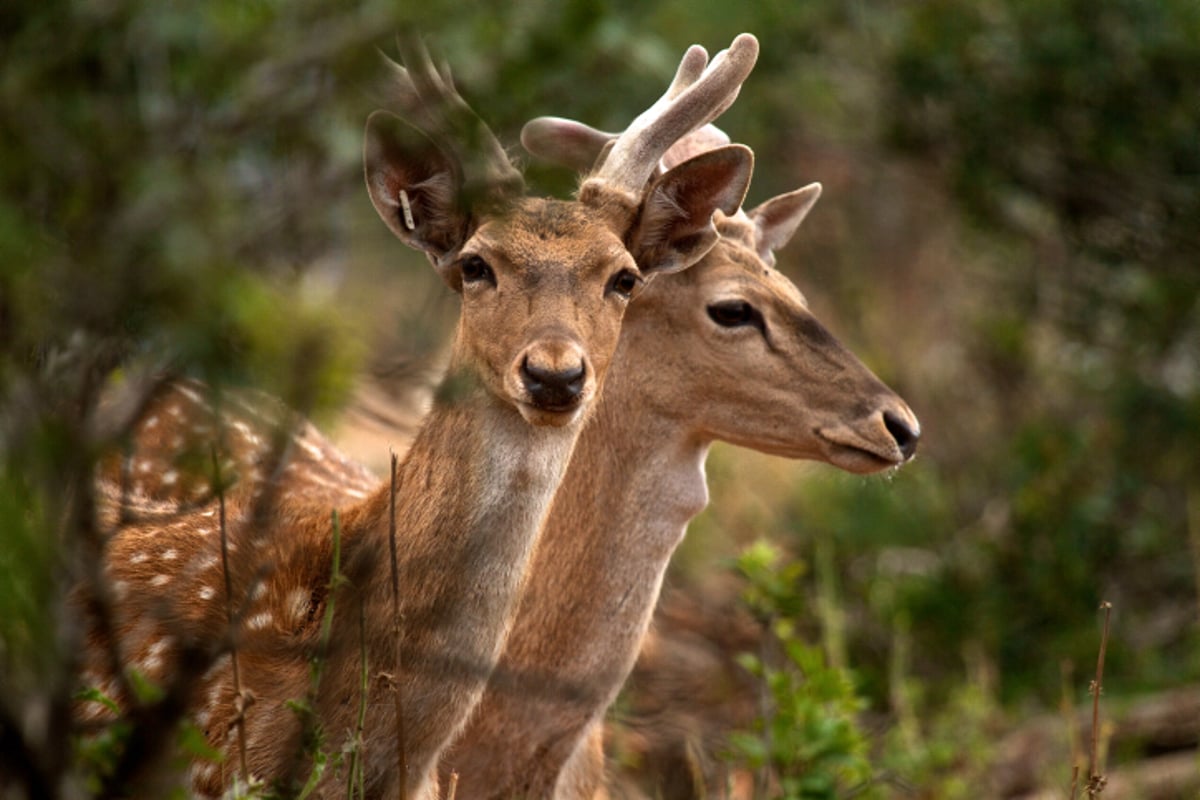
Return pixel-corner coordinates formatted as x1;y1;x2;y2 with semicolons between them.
727;542;874;799
878;0;1200;701
727;542;1001;799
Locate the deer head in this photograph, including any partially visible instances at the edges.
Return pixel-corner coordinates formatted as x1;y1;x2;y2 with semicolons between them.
363;36;758;428
521;118;919;471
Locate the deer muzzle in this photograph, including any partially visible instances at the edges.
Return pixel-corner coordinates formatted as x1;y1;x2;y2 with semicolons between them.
511;339;592;425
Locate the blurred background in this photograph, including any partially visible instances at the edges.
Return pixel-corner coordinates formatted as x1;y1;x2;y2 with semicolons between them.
2;0;1197;797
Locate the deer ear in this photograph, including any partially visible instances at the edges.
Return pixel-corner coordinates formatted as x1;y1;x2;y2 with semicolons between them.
364;110;471;263
746;182;821;266
520;117;616;175
629;144;753;276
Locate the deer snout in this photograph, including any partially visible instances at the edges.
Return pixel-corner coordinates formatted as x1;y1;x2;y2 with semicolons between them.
815;398;920;474
516;340;590;413
883;408;920;461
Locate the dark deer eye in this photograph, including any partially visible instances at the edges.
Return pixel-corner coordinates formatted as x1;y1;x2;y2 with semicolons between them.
460;255;495;286
607;269;642;299
707;301;764;332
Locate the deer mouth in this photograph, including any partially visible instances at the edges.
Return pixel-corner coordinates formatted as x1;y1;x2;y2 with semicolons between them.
516;397;586;428
816;429;904;475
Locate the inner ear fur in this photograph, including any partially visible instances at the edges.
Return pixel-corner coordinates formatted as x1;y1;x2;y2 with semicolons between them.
629;144;754;276
747;182;822;266
363;110;472;266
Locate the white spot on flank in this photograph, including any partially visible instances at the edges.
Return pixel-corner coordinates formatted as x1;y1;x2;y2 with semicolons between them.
251;582;267;600
151;574;171;587
295;436;326;462
246;612;272;631
170;435;184;449
140;638;171;673
285;588;310;622
144;415;160;430
232;421;264;448
162;548;178;561
137;460;154;474
168;405;184;420
194;706;211;728
194;554;218;571
198;585;216;601
203;654;230;682
189;760;216;785
131;552;149;564
112;580;128;600
173;382;207;406
162;470;178;486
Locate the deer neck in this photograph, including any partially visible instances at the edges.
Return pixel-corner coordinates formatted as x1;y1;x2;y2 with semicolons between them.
564;374;710;559
351;364;579;653
440;354;712;797
331;361;581;796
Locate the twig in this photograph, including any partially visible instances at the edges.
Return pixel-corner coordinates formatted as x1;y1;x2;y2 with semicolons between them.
347;598;368;800
315;510;343;686
294;509;344;800
1086;601;1112;798
215;446;250;784
389;451;409;799
1060;659;1082;792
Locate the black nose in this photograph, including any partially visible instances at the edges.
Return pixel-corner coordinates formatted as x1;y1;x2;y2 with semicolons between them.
521;357;586;410
883;411;920;460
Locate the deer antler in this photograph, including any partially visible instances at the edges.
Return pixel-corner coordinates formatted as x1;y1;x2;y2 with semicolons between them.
583;33;758;198
382;36;524;200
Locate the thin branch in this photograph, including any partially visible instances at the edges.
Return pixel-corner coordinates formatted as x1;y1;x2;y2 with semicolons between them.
389;450;409;799
291;509;344;800
354;597;370;799
215;446;251;785
1086;601;1113;798
1060;659;1082;792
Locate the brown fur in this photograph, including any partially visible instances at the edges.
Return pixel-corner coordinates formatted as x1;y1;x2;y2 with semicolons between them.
440;187;920;799
77;38;760;798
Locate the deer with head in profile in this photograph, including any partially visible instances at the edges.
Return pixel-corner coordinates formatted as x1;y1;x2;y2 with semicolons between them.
77;36;760;799
437;121;920;798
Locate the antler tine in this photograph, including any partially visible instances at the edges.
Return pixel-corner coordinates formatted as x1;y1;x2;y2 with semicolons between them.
392;35;524;198
591;33;758;197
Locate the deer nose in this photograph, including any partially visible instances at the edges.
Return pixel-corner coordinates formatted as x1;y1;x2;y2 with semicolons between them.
520;356;586;410
883;410;920;460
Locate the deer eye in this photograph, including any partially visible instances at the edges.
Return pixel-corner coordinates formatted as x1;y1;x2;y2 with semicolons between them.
607;269;642;299
707;301;765;332
460;255;496;286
